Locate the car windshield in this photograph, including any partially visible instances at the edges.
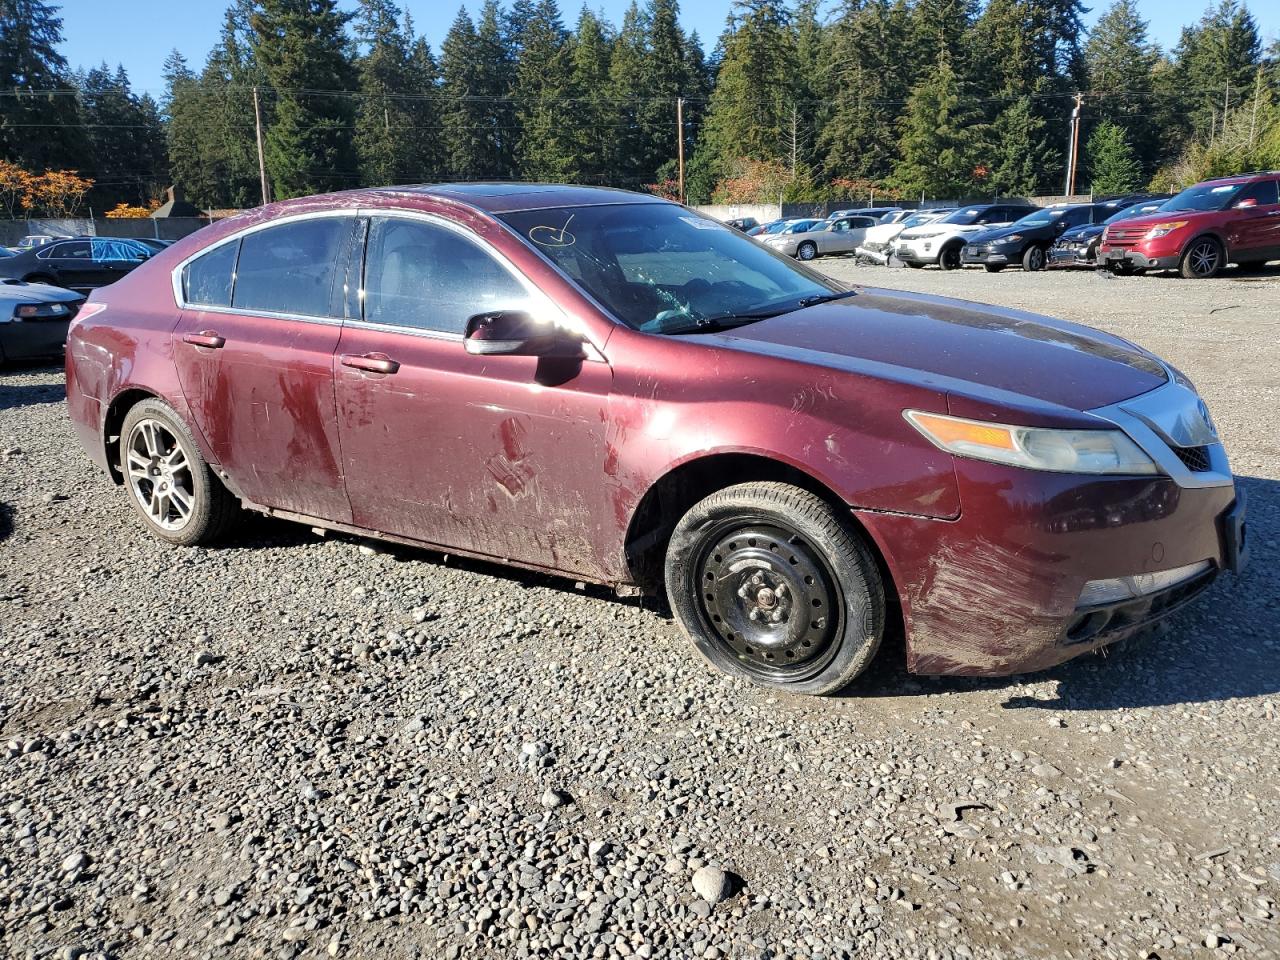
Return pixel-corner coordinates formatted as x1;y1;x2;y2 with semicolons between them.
1011;208;1068;227
1163;182;1243;212
760;220;792;234
938;207;990;225
782;220;821;234
500;204;842;335
1106;201;1169;224
901;212;943;228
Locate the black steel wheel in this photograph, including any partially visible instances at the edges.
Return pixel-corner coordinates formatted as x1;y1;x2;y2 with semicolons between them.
1180;236;1224;279
665;482;885;696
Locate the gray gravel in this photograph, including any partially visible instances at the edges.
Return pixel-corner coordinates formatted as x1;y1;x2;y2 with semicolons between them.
1;261;1278;959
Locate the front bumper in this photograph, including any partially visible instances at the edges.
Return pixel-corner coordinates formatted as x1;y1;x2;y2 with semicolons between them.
856;462;1240;677
1099;247;1179;271
1048;243;1094;267
961;244;1014;266
0;318;71;360
894;240;935;264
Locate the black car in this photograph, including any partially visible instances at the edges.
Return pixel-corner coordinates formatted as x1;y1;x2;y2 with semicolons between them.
725;217;759;232
961;201;1138;272
1048;196;1172;268
0;236;154;292
0;278;84;365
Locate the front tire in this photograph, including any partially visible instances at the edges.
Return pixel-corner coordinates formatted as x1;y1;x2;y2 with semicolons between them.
1022;245;1047;272
938;245;962;270
664;482;885;696
119;398;239;546
1180;236;1224;279
796;241;817;261
984;264;1004;273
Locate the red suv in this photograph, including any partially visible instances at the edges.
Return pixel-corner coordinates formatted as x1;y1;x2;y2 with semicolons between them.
1099;171;1280;278
65;185;1246;695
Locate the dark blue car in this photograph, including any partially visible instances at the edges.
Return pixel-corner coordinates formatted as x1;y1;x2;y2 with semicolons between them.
1048;196;1172;268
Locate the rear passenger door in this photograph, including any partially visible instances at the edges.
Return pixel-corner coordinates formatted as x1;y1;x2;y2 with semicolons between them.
1229;179;1280;260
34;240;98;290
172;214;356;522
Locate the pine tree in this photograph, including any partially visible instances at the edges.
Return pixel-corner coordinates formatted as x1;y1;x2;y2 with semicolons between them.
406;23;444;182
986;93;1051;196
0;0;86;172
607;2;650;187
201;4;265;208
511;0;574;181
76;64;167;209
634;0;693;183
1087;119;1141;193
1085;0;1160;175
695;0;795;183
477;0;518;178
250;0;359;198
353;0;433;187
563;9;613;184
1173;0;1262;137
892;52;981;199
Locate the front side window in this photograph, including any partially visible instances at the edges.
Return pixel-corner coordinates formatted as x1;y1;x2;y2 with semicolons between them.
499;203;839;334
1233;179;1279;207
232;217;350;318
183;239;240;308
362;216;532;335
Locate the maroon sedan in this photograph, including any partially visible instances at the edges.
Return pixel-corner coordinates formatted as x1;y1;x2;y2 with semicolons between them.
65;185;1247;695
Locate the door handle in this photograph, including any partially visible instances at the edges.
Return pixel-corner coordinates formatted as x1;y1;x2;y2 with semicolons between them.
341;353;400;375
183;331;225;349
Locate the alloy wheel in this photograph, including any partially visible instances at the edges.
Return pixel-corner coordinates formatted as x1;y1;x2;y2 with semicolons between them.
125;418;195;531
797;242;816;261
1187;240;1220;277
692;521;843;683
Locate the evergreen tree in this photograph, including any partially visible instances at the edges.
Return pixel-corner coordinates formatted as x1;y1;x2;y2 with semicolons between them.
511;0;574;180
1173;0;1262;137
1085;0;1160;175
0;0;86;172
695;0;795;182
250;0;359;198
564;9;613;184
407;24;444;181
76;64;168;209
353;0;434;186
987;93;1051;196
909;0;976;77
198;4;266;208
477;0;518;178
634;0;693;183
816;0;910;182
607;2;650;187
1087;119;1141;193
892;52;981;199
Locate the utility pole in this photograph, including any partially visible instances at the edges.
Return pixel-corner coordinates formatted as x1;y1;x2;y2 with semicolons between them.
1064;91;1083;196
253;86;271;207
676;97;685;205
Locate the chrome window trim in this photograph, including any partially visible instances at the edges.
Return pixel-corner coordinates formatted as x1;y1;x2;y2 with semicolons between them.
170;209;358;317
1090;373;1233;489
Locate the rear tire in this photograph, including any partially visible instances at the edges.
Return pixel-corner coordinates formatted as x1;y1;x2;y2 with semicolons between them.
1022;245;1047;272
119;398;240;546
1180;236;1224;279
938;245;962;270
665;482;885;696
904;261;925;269
983;264;1004;273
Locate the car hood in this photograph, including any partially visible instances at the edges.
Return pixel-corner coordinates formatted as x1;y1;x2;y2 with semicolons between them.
968;223;1049;244
1059;224;1104;242
899;223;987;239
708;288;1168;411
864;222;910;243
0;278;83;304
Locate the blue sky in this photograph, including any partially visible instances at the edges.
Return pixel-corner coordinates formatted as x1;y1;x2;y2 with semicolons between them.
55;0;1279;98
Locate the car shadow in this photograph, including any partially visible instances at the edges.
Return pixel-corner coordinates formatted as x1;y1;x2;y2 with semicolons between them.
0;502;13;544
0;362;65;411
849;475;1277;711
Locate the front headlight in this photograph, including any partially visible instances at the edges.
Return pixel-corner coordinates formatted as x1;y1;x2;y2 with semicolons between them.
12;302;71;320
904;410;1159;475
1000;234;1023;243
1143;221;1187;239
908;231;942;240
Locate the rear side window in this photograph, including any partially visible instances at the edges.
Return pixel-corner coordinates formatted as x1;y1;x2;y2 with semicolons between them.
92;238;145;262
183;240;240;308
232;217;350;318
362;216;531;335
44;240;90;260
1234;180;1279;207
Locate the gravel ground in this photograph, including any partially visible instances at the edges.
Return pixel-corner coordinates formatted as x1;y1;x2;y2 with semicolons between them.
1;262;1278;960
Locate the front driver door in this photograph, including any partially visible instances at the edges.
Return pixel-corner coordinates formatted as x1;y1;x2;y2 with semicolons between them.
171;214;355;523
334;213;616;581
1229;179;1280;260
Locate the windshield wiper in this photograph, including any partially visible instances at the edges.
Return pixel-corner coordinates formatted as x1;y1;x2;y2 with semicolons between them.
795;290;857;308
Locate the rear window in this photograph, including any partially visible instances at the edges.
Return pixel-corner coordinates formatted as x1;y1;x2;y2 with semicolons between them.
183;240;240;308
232;217;351;318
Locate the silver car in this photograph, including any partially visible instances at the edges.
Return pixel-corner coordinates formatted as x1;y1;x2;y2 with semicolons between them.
0;278;84;365
761;215;878;261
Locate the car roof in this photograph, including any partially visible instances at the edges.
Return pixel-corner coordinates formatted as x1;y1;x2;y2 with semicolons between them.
391;182;666;214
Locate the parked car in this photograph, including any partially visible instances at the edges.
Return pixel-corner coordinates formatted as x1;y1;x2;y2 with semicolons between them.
760;214;878;260
1098;171;1280;278
856;208;956;263
131;237;176;252
895;203;1037;269
66;184;1245;696
961;202;1127;272
724;217;759;232
0;236;154;291
0;278;84;365
746;219;787;237
826;206;902;222
1049;197;1172;269
751;219;824;248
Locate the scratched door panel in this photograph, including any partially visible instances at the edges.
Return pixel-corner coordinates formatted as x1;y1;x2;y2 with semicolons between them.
334;325;616;580
172;310;351;522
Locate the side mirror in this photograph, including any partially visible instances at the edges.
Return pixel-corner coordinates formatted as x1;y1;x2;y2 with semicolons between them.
1234;198;1257;209
463;310;583;358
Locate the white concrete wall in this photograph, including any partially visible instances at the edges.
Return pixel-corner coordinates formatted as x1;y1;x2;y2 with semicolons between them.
693;204;782;225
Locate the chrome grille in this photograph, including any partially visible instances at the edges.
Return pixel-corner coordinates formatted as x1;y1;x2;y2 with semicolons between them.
1173;445;1211;472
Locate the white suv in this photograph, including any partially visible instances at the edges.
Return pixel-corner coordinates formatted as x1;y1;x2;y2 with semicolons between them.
894;204;1035;270
856;209;954;263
